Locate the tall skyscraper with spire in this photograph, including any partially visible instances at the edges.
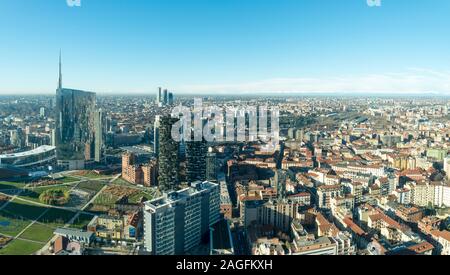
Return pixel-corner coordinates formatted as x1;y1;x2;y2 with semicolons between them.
58;50;62;91
55;53;96;170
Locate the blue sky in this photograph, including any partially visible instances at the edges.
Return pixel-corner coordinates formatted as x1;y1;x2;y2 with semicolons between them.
1;0;450;94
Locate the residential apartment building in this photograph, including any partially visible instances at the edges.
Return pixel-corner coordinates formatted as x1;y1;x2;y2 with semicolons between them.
143;181;220;255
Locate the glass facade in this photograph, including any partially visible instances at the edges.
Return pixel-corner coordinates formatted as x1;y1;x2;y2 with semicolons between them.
55;88;96;161
0;146;56;168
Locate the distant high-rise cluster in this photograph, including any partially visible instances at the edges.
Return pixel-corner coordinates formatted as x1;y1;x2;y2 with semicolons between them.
156;87;174;107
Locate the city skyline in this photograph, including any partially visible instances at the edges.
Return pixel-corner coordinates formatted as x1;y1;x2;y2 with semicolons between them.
1;0;450;95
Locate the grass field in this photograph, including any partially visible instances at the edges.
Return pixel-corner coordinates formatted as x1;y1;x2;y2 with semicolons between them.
76;181;106;193
71;213;95;229
0;211;32;237
59;177;80;184
37;208;77;227
128;192;153;203
112;177;133;186
2;199;48;221
19;223;55;243
0;239;44;255
18;186;73;204
93;192;120;207
72;171;113;179
0;181;27;191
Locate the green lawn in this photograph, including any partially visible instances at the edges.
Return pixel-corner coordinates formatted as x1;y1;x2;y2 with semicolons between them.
18;186;73;204
2;199;48;221
128;191;153;203
112;177;133;186
0;181;28;190
0;211;33;237
70;213;95;230
59;177;80;184
37;208;77;227
76;181;106;193
93;192;120;207
73;172;112;179
0;239;44;255
19;223;55;243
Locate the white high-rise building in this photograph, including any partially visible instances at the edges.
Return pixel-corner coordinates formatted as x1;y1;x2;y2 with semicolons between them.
444;156;450;179
143;181;220;255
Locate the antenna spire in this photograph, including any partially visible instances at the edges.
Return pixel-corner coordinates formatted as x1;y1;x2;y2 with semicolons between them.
58;50;62;90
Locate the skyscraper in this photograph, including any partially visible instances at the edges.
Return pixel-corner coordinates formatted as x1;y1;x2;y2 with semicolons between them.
153;116;160;157
94;109;105;163
143;181;221;255
163;89;168;105
168;92;174;105
9;128;25;149
206;148;218;182
156;87;162;105
185;139;207;184
39;107;46;118
55;53;96;170
158;116;180;191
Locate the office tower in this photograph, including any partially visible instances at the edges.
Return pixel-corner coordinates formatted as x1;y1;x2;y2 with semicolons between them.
153;116;160;156
9;128;25;148
156;87;162;105
185;139;207;183
158;116;180;191
168;92;174;105
55;53;96;170
163;89;168;105
40;107;46;118
206;147;218;181
445;156;450;179
143;181;221;255
51;129;57;147
94;109;105;163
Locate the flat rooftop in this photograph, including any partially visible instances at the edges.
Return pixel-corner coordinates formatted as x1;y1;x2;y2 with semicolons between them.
0;145;55;159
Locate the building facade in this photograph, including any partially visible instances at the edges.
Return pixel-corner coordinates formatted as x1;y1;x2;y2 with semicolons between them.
143;181;221;255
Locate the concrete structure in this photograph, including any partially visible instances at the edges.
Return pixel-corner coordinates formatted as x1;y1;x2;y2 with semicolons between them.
143;181;220;255
0;145;56;168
